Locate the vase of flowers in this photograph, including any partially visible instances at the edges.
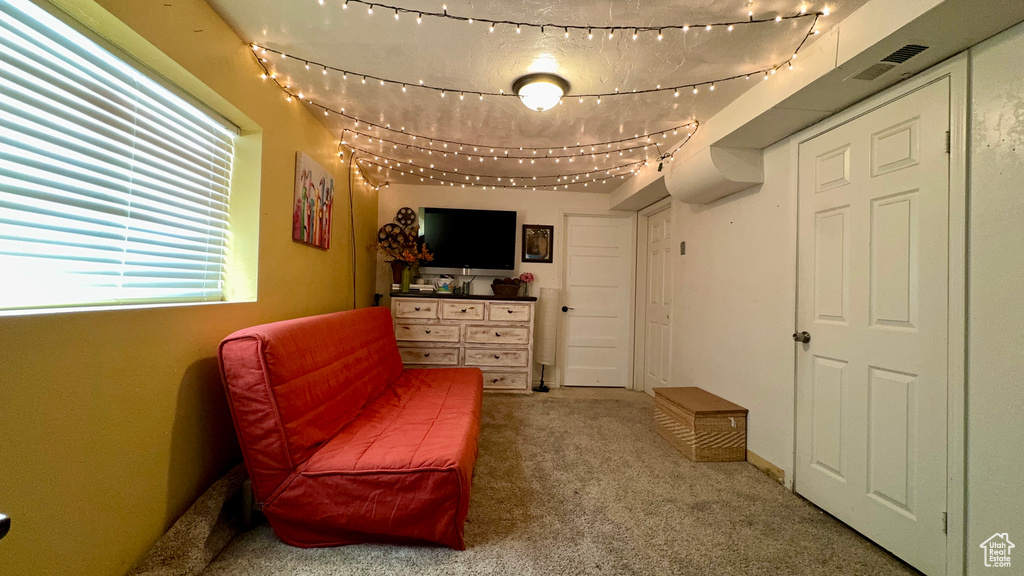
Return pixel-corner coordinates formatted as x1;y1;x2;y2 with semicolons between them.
375;230;433;292
518;272;535;296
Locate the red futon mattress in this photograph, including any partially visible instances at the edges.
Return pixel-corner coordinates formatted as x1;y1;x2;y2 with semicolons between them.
218;307;483;549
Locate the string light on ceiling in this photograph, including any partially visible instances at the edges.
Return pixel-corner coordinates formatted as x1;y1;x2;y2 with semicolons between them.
338;123;697;160
347;145;648;182
345;124;699;191
251;5;830;190
250;9;820;102
251;51;699;157
321;0;828;41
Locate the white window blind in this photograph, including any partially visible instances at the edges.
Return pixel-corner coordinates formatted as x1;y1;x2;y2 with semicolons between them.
0;0;236;312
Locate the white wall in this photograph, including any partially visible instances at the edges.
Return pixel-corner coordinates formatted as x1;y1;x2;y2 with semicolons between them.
670;141;798;483
377;184;613;385
966;21;1024;575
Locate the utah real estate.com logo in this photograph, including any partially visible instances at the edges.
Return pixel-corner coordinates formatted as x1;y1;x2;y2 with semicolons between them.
980;533;1014;568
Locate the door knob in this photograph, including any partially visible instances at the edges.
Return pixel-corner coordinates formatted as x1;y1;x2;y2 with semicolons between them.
792;331;811;343
0;512;10;541
561;306;574;312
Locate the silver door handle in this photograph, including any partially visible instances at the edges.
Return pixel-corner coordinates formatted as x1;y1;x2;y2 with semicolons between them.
0;512;10;541
793;331;811;343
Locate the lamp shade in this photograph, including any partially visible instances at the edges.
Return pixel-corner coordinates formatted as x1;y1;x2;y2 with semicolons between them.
535;287;559;366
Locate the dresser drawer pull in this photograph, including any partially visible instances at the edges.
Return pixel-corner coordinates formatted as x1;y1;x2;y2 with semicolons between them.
414;307;421;311
424;353;430;357
461;308;468;312
507;309;513;314
494;354;500;359
425;329;431;334
495;332;501;337
492;378;499;384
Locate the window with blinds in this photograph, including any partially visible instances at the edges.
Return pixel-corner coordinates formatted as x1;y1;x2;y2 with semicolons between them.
0;0;237;312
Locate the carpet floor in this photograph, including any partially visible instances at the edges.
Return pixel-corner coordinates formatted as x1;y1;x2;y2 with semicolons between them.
200;388;918;576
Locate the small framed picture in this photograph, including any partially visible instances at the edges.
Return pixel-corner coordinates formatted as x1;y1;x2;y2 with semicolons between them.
522;224;554;263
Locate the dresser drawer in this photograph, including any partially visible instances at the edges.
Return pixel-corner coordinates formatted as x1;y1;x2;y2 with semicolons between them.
486;302;532;322
441;301;485;320
394;299;439;319
482;371;529;390
465;348;529;367
465;325;530;344
394;323;460;343
399;346;459;366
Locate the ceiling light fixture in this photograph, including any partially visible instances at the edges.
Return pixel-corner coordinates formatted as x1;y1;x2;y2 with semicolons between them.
513;73;570;112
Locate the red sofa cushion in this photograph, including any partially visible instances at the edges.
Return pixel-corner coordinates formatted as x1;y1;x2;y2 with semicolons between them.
218;307;403;501
265;368;482;549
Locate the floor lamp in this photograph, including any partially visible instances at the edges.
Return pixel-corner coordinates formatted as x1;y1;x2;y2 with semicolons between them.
534;287;559;393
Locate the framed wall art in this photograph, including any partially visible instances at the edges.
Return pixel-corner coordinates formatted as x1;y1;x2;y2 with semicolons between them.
522;224;553;263
292;152;335;249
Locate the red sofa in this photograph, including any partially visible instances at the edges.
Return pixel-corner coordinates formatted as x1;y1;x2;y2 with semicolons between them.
217;307;483;549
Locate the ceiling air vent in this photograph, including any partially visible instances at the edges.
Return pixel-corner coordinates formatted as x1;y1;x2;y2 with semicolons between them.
881;44;929;64
847;44;930;81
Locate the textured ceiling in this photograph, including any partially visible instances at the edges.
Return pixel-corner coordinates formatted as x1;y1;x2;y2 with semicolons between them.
206;0;871;191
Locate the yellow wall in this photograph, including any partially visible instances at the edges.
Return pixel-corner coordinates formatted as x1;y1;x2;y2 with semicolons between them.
0;0;378;574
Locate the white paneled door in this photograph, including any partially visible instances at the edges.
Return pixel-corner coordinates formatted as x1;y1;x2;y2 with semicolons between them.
795;79;950;575
643;206;673;395
562;214;634;387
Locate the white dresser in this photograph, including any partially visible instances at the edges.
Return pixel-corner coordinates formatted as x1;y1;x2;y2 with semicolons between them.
390;293;536;392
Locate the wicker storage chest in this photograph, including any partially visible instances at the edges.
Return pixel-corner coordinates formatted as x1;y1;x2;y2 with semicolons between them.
653;387;748;462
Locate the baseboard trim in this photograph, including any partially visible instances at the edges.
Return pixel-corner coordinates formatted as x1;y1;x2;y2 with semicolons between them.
746;450;785;485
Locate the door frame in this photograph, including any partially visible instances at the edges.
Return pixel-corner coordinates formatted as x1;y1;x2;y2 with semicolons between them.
558;210;638;389
790;54;967;574
633;197;674;395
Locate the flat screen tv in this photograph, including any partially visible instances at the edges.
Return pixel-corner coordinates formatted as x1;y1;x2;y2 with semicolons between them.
418;207;517;275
